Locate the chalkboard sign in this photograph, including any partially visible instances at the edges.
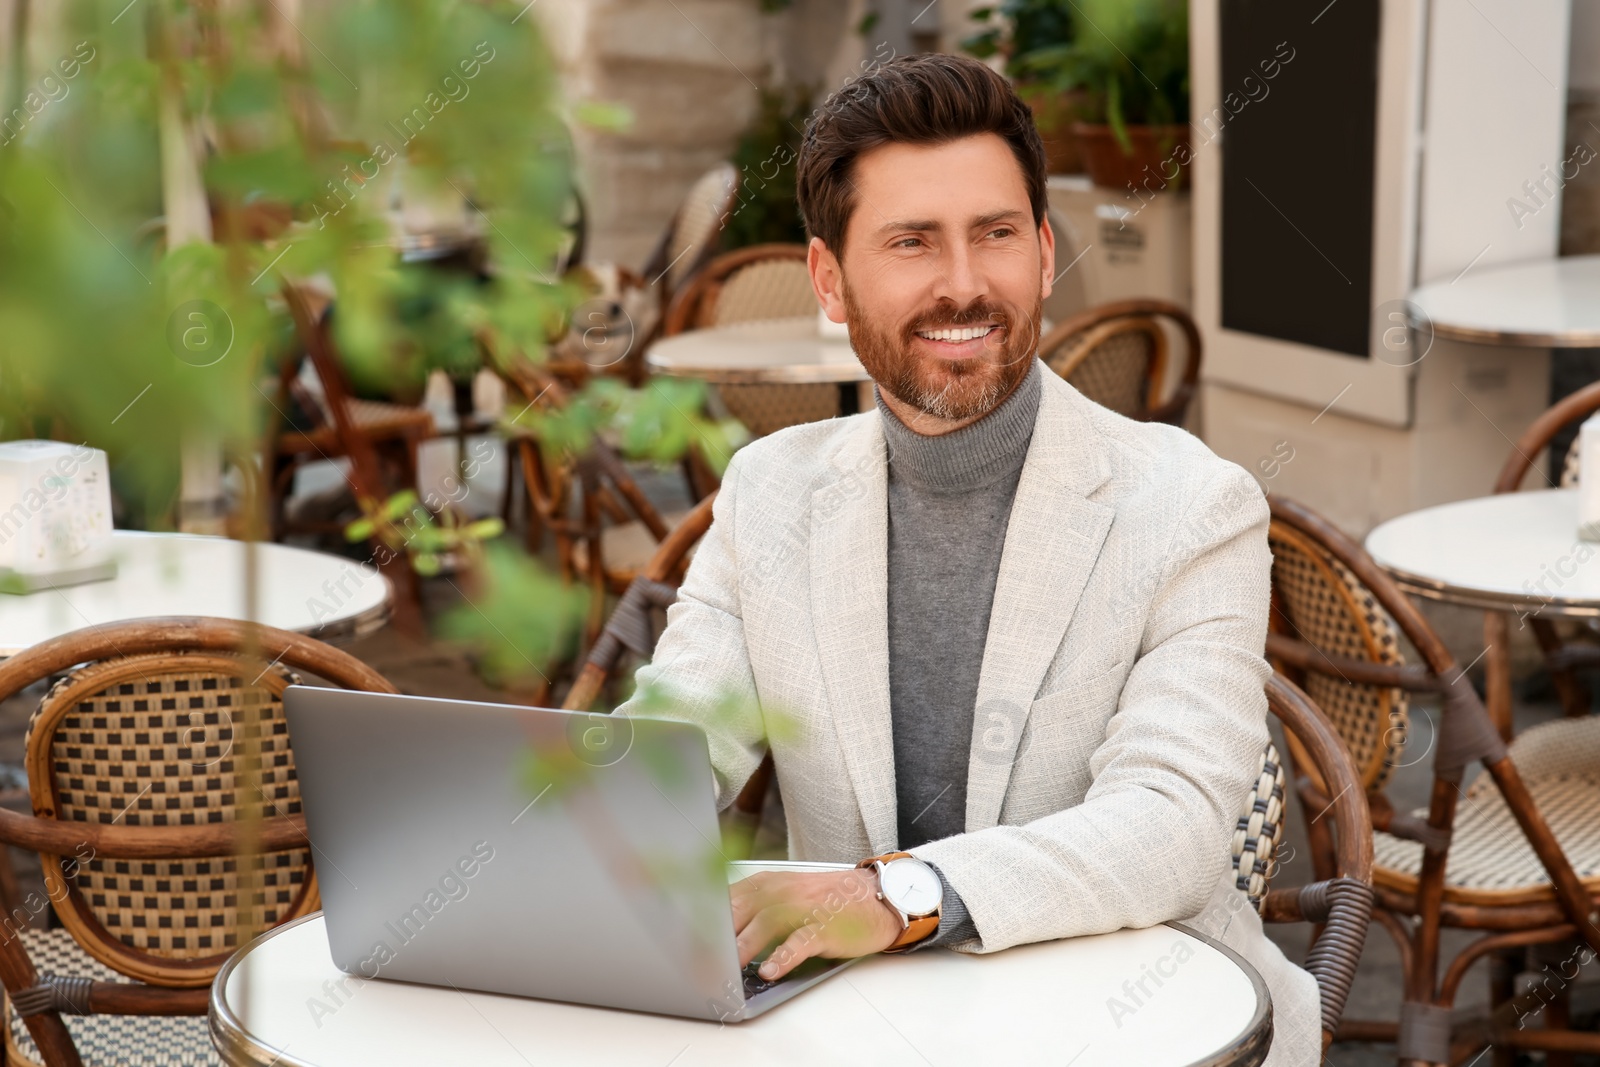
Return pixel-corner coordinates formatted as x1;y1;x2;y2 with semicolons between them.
1219;0;1381;357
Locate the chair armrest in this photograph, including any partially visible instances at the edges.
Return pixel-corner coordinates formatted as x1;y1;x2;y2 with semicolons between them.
1262;877;1375;1042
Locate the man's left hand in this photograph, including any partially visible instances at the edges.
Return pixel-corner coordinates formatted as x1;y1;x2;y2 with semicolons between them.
730;869;905;979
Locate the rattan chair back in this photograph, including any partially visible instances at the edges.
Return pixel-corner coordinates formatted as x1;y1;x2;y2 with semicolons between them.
662;244;837;439
1267;519;1410;791
1037;299;1200;425
0;618;396;992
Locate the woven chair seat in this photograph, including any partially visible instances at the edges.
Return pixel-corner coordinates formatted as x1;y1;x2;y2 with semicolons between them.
1373;717;1600;904
276;398;434;455
3;929;217;1067
1231;741;1287;914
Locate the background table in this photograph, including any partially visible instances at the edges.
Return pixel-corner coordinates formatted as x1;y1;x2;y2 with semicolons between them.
0;531;391;657
211;862;1270;1067
647;316;871;414
1407;254;1600;348
1365;489;1600;617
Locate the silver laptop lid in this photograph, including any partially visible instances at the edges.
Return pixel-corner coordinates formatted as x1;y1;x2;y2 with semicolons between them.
284;685;742;1020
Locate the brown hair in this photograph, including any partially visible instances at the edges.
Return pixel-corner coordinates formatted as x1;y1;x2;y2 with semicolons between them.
795;53;1047;256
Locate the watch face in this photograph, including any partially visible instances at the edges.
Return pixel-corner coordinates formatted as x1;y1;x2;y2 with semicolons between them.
879;858;942;917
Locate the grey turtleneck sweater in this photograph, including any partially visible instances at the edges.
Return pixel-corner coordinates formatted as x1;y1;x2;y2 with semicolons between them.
878;360;1042;947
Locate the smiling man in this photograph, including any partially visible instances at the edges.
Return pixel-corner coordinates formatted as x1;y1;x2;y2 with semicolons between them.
619;54;1318;1064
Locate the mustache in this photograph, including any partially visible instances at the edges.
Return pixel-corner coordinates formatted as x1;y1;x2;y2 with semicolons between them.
905;301;1013;335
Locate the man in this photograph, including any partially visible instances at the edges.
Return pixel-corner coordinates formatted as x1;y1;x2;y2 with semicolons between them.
619;53;1319;1064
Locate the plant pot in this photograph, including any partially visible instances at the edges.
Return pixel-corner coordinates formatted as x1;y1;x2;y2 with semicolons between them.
1016;84;1088;175
1072;123;1191;194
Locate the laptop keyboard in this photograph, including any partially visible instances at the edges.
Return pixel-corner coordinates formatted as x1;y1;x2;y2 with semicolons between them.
741;961;781;1000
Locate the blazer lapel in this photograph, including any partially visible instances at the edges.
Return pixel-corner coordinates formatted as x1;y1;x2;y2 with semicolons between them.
965;373;1114;831
808;419;899;854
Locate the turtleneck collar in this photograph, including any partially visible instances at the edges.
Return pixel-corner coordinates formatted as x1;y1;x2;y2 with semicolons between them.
875;359;1042;492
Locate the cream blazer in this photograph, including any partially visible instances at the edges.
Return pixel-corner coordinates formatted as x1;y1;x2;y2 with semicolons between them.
620;366;1321;1065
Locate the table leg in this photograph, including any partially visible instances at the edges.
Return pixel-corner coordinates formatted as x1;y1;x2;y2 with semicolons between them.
1483;612;1514;742
837;382;860;417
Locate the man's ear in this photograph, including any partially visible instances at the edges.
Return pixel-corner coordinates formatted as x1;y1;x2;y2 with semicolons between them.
808;236;847;324
1038;214;1058;302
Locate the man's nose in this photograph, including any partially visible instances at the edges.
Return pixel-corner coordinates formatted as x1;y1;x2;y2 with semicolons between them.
932;242;986;308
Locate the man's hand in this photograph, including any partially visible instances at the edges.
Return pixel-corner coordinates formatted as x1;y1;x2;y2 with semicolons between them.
730;869;905;980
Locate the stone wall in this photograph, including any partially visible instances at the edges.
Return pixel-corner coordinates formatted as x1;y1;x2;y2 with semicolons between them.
533;0;988;270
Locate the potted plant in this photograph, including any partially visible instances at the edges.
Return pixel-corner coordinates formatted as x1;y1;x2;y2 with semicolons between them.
1013;0;1190;192
962;0;1086;175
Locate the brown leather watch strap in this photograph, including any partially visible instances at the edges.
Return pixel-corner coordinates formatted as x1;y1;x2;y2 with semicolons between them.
857;852;940;951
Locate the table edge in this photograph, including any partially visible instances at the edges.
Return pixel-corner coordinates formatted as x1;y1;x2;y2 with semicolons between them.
1380;568;1600;618
645;358;871;386
210;915;1273;1067
1423;321;1600;348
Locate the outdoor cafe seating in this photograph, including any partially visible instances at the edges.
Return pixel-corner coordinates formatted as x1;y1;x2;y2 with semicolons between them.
2;1;1599;1064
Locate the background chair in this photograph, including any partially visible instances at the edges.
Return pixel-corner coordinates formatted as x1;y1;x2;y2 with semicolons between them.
0;617;396;1067
661;243;842;440
1037;298;1201;425
1485;377;1600;730
1241;674;1375;1055
1266;494;1600;1065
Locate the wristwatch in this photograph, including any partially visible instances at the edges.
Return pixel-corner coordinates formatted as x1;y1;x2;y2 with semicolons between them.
857;851;942;952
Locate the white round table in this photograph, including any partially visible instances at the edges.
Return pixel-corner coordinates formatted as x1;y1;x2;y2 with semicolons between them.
1365;489;1600;617
1407;254;1600;348
211;868;1271;1067
647;317;870;414
0;531;392;657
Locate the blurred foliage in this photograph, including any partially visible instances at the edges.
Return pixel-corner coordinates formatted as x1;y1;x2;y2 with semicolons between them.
504;377;749;477
1011;0;1188;150
0;0;728;692
962;0;1077;75
722;85;811;251
436;540;589;686
344;488;503;577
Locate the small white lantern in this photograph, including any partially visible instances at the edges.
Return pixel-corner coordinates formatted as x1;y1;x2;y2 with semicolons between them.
0;440;116;593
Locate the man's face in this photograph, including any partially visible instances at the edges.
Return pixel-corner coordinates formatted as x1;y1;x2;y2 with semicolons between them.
810;133;1055;426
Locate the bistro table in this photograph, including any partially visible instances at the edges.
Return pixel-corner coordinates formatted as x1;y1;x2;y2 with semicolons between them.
1365;487;1600;732
211;861;1272;1067
0;531;391;658
1407;254;1600;348
647;316;872;416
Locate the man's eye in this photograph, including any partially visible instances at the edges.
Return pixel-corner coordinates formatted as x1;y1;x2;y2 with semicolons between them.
895;237;923;249
988;227;1014;239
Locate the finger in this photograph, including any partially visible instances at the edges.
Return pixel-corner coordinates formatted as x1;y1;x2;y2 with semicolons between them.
735;906;794;968
729;873;776;932
758;924;826;980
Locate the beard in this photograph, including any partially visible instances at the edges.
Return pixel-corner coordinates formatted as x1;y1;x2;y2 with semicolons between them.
842;282;1041;423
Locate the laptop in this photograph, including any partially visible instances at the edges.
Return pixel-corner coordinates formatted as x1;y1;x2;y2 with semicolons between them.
283;685;859;1021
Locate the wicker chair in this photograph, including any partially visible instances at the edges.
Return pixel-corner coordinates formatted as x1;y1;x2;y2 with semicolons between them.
1243;674;1375;1055
662;243;842;440
0;617;396;1067
1483;377;1600;730
269;285;433;634
1037;298;1201;425
1266;495;1600;1065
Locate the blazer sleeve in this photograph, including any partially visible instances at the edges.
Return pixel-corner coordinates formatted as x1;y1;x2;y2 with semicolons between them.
614;454;767;811
909;464;1272;952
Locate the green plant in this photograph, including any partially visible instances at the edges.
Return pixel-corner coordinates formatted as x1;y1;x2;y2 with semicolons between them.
962;0;1077;76
0;0;729;688
1013;0;1188;149
721;85;811;251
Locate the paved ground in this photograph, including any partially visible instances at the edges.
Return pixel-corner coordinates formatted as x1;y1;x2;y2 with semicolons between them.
2;441;1595;1063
